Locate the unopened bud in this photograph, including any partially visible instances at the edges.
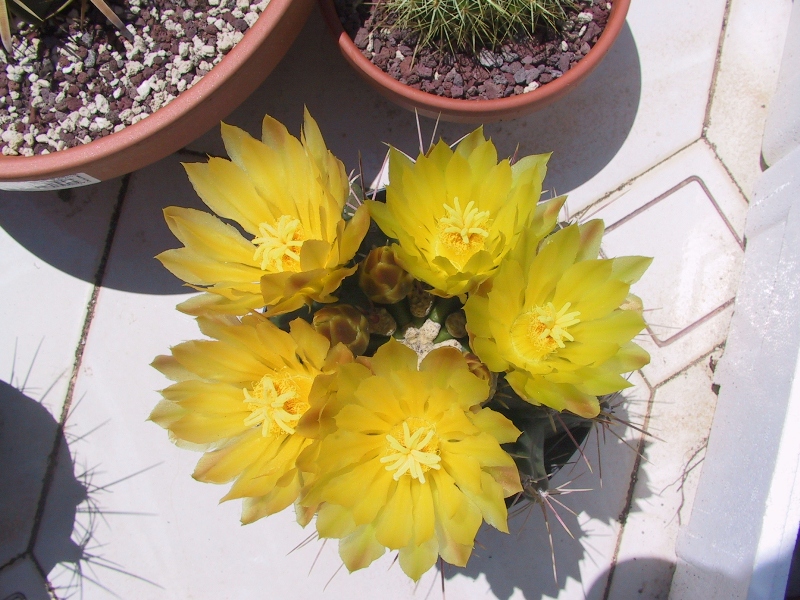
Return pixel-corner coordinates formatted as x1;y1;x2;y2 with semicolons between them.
312;304;370;356
445;310;467;338
359;246;415;304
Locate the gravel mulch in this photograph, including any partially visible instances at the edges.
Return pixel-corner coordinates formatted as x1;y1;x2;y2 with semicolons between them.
337;0;610;100
0;0;268;156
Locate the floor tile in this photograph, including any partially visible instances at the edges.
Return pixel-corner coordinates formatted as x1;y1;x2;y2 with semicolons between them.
636;304;733;389
0;558;50;600
32;435;89;589
0;179;122;420
100;153;208;296
607;355;720;599
706;0;794;199
582;141;749;242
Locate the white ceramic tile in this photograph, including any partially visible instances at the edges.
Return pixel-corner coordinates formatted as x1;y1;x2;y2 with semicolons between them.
637;303;733;389
706;0;794;199
607;355;720;599
582;141;749;242
188;0;727;213
0;179;122;420
100;153;209;296
0;557;50;600
603;177;743;340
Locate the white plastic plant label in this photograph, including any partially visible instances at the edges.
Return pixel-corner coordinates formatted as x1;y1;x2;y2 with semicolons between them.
0;173;101;191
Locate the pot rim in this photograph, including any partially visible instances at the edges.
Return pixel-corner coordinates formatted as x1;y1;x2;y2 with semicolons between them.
320;0;631;122
0;0;302;183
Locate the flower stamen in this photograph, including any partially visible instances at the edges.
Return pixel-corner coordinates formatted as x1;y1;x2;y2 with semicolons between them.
436;197;490;262
511;301;581;360
252;215;305;272
243;374;308;436
380;420;441;484
533;302;581;348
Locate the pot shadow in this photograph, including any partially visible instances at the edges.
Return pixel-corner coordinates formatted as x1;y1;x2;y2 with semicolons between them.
190;4;641;199
0;179;123;289
0;5;639;296
439;397;655;600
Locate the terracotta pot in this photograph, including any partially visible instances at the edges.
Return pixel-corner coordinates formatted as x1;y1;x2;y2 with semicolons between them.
0;0;314;190
319;0;630;123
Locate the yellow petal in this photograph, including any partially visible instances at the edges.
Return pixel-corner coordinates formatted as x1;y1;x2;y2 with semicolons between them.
163;206;257;265
339;524;386;572
374;476;413;549
398;536;438;581
466;408;521;444
317;502;358;538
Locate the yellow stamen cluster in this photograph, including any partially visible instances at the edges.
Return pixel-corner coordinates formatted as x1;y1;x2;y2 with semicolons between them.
511;302;581;360
437;197;490;257
243;374;308;436
252;215;305;272
380;419;441;484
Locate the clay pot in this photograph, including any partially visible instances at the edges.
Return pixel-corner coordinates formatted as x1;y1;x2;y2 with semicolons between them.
0;0;314;190
318;0;630;123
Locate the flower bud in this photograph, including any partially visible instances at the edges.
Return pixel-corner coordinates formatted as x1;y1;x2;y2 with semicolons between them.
445;310;467;339
359;246;415;304
408;280;434;318
312;304;371;356
365;307;397;336
464;352;498;402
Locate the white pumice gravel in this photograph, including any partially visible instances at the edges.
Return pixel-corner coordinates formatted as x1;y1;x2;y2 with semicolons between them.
0;0;269;156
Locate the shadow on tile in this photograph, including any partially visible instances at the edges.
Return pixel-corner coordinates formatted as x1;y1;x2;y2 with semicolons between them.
191;5;642;204
442;403;654;600
591;557;676;599
0;381;85;594
0;180;121;285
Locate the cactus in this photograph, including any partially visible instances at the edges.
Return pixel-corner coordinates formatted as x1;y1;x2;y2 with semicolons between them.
270;187;611;512
379;0;578;52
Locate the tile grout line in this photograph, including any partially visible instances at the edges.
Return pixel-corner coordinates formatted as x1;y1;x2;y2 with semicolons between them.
701;137;751;202
702;0;735;133
601;377;656;600
699;0;754;201
575;139;701;221
24;175;131;599
56;174;131;428
603;342;728;599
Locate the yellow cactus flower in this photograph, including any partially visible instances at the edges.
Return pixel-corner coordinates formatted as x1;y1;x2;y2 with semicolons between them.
367;128;564;297
297;340;522;580
464;221;652;418
150;314;353;524
156;109;369;316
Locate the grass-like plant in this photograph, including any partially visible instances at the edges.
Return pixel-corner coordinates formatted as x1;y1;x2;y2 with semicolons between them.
382;0;577;52
0;0;130;53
